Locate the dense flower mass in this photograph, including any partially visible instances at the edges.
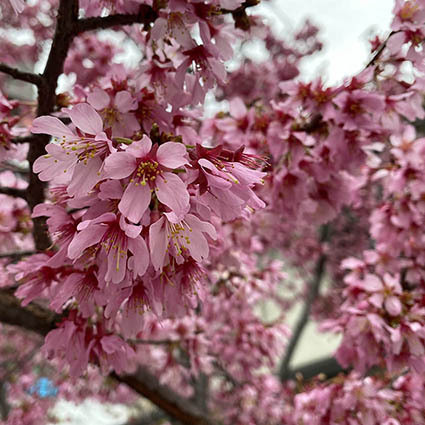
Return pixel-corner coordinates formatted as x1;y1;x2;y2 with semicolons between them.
2;0;425;424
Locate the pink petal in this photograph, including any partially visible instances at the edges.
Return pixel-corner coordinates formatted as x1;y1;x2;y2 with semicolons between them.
128;237;149;277
66;103;104;135
104;152;136;179
87;88;110;110
114;91;137;113
407;334;425;356
31;116;76;139
127;135;152;158
229;97;247;120
106;248;127;284
385;296;402;316
68;224;105;259
149;216;167;271
101;335;123;354
156;172;189;219
119;214;142;238
118;182;151;223
157;142;189;169
67;157;103;197
186;214;217;239
99;180;123;200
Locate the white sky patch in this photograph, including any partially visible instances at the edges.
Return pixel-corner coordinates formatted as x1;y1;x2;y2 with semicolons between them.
259;0;394;84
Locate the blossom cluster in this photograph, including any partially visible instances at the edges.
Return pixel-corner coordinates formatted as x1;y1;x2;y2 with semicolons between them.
3;0;425;424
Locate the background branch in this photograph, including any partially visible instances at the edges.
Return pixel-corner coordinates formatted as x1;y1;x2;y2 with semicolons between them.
0;64;43;87
27;0;79;251
0;251;37;260
282;356;347;382
279;225;329;380
75;5;158;33
0;288;217;425
0;186;27;199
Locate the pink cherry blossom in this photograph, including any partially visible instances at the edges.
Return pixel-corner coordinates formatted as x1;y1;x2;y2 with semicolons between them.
104;135;190;223
32;103;113;197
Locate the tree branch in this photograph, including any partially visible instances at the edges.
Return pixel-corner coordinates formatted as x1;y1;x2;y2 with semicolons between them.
282;356;348;382
27;0;79;251
0;64;43;87
0;288;61;337
0;186;27;199
125;410;168;425
11;135;38;144
366;31;398;68
0;288;217;425
279;225;329;381
0;161;29;175
113;370;215;425
130;338;179;345
75;0;260;34
75;5;158;34
0;251;37;260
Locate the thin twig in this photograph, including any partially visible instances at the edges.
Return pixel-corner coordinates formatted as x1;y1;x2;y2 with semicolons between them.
366;31;398;68
75;0;260;34
75;5;157;34
282;356;348;382
0;161;29;175
131;338;179;345
10;135;38;144
0;250;36;259
0;186;27;199
0;64;43;87
279;225;329;381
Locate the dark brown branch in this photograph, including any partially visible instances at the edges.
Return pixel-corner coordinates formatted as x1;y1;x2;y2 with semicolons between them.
0;161;29;175
0;382;8;421
27;0;79;251
0;64;43;87
0;288;61;336
279;225;329;381
366;31;398;68
113;370;215;425
0;289;217;425
11;135;38;144
0;251;37;260
283;356;348;382
131;338;179;345
74;5;158;34
0;186;27;199
75;0;260;35
124;410;168;425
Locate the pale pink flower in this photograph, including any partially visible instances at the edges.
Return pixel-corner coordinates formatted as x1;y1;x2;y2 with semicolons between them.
67;212;149;284
43;316;90;378
32;103;113;197
149;213;217;271
104;135;189;223
87;88;140;137
94;334;136;375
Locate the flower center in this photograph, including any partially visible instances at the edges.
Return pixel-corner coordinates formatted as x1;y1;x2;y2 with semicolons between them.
166;221;192;256
400;2;418;20
132;160;161;186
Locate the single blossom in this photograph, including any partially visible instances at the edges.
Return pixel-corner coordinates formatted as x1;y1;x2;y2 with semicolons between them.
67;212;149;284
104;135;189;223
149;212;217;271
32;103;113;197
87;88;140;137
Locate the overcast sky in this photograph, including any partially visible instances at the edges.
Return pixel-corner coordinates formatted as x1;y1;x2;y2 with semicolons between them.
259;0;394;84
